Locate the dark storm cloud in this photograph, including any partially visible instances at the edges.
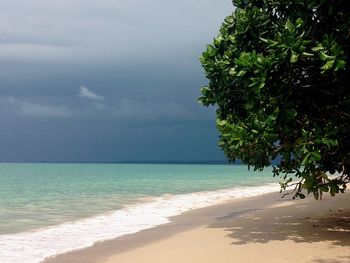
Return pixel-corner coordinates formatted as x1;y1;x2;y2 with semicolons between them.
0;0;233;162
0;0;232;63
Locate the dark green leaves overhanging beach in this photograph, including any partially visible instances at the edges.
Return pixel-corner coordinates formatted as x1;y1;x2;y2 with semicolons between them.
200;0;350;199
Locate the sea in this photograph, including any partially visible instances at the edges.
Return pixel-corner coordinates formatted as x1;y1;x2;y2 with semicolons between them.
0;163;280;262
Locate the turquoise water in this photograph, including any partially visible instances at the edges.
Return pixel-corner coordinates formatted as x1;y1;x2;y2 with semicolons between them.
0;163;277;235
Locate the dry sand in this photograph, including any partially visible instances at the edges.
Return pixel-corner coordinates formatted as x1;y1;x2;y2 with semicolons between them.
46;192;350;263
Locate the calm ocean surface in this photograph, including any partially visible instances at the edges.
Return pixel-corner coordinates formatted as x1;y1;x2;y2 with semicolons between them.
0;163;279;262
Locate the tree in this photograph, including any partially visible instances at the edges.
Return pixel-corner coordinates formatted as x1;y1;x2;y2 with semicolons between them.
200;0;350;199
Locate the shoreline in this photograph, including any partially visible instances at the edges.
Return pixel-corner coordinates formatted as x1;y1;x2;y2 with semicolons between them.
45;191;350;263
1;183;279;263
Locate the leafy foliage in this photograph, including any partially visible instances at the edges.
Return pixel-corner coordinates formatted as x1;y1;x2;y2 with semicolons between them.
200;0;350;199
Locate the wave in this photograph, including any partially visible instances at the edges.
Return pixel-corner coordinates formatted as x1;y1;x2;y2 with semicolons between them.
0;183;278;263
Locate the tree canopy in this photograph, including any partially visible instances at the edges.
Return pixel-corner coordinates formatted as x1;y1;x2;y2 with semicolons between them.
200;0;350;199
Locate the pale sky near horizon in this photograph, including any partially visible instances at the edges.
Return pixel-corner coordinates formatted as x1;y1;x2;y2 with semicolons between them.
0;0;233;162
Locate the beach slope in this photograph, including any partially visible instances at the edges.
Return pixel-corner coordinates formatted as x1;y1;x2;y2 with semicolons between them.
47;192;350;263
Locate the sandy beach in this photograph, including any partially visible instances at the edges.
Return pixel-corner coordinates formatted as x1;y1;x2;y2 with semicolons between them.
46;191;350;263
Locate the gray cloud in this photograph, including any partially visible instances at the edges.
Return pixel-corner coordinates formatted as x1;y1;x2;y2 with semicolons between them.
78;86;104;100
2;97;73;118
0;0;232;63
0;0;232;161
0;95;203;123
112;98;195;122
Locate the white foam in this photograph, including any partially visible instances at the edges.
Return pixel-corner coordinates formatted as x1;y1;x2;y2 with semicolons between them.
0;184;278;263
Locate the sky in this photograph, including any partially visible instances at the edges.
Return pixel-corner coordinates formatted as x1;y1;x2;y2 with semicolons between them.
0;0;234;162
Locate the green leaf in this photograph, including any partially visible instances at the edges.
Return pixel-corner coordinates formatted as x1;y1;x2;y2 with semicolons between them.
330;184;338;196
295;18;303;28
312;45;325;52
290;51;299;63
213;36;223;47
285;20;295;33
229;68;237;76
216;119;227;127
244;103;253;110
330;43;342;56
335;59;346;71
237;70;247;77
319;51;334;61
301;153;312;165
321;60;335;72
258;81;265;89
301;52;314;57
311;152;321;162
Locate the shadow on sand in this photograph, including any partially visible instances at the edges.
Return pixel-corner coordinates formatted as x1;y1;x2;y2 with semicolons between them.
210;203;350;247
313;257;350;263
